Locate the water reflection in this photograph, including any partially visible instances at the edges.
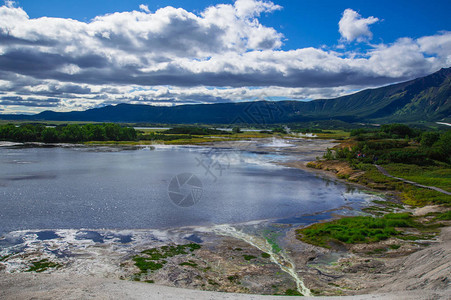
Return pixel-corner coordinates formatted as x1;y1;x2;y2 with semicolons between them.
0;146;376;235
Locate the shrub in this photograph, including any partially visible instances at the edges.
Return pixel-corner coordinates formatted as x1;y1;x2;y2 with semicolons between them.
381;124;416;138
420;132;440;147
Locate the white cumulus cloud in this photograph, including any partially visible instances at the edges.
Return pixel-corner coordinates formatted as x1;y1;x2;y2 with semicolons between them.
339;8;379;42
139;4;150;13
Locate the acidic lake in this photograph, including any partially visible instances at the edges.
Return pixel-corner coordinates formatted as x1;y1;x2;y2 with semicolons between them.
0;145;374;236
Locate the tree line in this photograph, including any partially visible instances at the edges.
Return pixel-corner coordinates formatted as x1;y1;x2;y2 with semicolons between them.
0;123;137;143
327;124;451;165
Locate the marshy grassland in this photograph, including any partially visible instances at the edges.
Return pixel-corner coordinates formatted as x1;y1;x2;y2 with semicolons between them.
300;124;450;252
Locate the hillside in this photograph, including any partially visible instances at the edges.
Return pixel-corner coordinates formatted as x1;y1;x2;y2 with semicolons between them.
1;67;450;124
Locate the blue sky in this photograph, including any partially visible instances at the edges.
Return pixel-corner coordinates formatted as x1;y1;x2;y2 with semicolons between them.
0;0;450;113
18;0;451;49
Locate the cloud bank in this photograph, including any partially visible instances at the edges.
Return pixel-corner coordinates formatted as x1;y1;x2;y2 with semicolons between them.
0;0;450;113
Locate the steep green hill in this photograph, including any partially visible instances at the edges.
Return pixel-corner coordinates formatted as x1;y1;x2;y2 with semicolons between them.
297;67;451;122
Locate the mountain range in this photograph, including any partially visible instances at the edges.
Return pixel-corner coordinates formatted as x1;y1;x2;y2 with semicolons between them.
1;67;450;125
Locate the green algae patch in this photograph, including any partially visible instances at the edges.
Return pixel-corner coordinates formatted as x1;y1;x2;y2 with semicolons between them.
262;229;282;253
133;243;201;274
243;254;257;261
26;259;61;273
179;260;198;267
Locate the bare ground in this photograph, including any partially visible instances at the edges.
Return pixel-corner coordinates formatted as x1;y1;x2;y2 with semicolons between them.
0;272;448;300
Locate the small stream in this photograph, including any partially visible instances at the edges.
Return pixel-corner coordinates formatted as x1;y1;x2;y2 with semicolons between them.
213;224;312;296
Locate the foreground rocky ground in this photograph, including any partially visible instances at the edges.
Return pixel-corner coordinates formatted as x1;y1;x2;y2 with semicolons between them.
1;208;449;299
0;224;449;299
1;273;448;300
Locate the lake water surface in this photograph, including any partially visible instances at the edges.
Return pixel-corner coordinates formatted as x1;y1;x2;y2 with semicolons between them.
0;144;372;236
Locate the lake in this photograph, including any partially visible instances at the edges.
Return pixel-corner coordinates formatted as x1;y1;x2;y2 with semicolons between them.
0;144;372;236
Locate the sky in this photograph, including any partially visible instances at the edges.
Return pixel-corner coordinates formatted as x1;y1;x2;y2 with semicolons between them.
0;0;450;114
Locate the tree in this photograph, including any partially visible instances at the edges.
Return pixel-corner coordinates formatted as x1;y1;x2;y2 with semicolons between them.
232;127;242;134
420;132;440;147
120;127;137;141
381;124;414;138
84;124;106;141
104;123;121;141
62;124;85;142
436;131;451;162
0;123;138;143
42;128;60;143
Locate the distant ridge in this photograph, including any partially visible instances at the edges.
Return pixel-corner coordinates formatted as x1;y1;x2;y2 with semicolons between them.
1;67;450;124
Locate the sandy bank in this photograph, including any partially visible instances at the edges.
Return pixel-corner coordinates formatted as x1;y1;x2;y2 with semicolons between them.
0;272;448;300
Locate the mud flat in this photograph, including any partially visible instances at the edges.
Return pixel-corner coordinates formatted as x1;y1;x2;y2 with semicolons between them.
0;224;323;297
204;137;336;161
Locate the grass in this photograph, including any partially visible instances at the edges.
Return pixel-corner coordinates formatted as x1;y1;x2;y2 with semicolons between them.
362;200;405;216
162;132;274;145
351;163;451;206
242;254;257;261
133;257;166;272
84;135;239;146
0;254;11;262
366;248;387;255
400;186;451;206
80;128;350;146
371;200;404;209
296;213;421;248
141;243;201;258
133;130;275;145
362;206;388;216
26;259;61;273
354;164;400;189
261;252;271;258
314;130;350;140
434;210;451;220
179;260;198;267
285;289;303;296
317;126;451;207
397;234;436;241
85;129;335;146
389;244;401;249
208;279;219;286
383;163;451;193
227;275;240;283
133;243;201;274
